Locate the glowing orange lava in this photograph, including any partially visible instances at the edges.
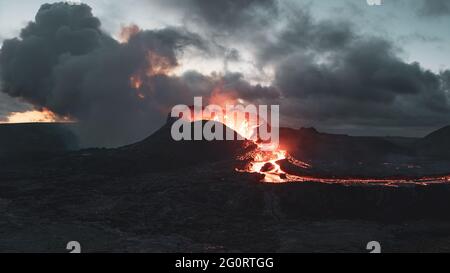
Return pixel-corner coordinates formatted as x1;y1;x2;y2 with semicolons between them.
2;108;72;123
248;146;289;183
182;96;301;183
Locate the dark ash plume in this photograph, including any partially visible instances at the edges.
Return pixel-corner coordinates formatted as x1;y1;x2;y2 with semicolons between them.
0;2;277;147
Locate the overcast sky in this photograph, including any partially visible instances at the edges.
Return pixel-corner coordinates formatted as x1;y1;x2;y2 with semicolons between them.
1;0;450;142
2;0;449;72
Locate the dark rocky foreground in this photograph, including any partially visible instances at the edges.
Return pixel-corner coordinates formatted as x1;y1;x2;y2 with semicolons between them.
2;160;450;253
1;122;450;253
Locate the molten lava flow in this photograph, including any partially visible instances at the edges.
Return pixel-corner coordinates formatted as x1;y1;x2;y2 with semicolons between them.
181;96;304;183
248;145;289;183
2;108;72;123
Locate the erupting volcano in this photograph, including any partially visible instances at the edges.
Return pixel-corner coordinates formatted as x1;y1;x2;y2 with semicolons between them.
172;96;295;183
178;101;450;186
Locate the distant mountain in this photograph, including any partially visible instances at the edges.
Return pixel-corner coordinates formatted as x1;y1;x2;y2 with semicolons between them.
0;123;78;164
2;121;450;175
415;126;450;159
280;127;408;164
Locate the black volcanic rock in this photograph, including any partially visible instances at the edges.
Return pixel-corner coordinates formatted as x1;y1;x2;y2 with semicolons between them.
3;158;450;252
2;123;450;252
260;162;276;172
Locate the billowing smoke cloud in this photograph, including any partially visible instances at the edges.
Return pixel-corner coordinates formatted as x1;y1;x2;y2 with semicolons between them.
0;2;275;147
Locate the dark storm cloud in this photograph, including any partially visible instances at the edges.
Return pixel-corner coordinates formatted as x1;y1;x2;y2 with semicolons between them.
219;72;279;101
258;16;355;65
0;2;277;146
181;71;280;103
277;50;450;128
276;38;441;101
164;0;278;32
248;4;450;132
418;0;450;17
